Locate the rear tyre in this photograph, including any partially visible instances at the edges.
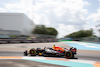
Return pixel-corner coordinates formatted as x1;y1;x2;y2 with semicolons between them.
65;51;74;59
29;49;36;56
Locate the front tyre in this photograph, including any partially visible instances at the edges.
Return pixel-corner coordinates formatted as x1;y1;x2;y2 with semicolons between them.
29;49;36;56
65;51;74;59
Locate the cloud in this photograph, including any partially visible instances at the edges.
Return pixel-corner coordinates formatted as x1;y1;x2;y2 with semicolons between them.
85;0;100;36
57;24;80;37
87;0;100;23
0;8;7;12
0;0;90;37
34;0;90;37
0;0;34;20
87;9;100;23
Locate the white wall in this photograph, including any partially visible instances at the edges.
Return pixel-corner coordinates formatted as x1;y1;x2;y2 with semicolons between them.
22;14;35;36
0;13;35;36
0;30;20;35
0;13;23;31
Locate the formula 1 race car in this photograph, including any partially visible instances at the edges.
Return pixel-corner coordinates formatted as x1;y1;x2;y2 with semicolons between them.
24;45;77;59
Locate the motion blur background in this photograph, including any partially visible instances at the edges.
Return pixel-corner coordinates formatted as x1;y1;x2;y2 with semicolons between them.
0;0;100;43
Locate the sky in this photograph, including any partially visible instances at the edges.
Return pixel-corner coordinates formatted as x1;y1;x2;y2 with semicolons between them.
0;0;100;38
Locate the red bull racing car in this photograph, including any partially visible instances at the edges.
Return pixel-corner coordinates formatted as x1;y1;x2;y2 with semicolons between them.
24;45;77;59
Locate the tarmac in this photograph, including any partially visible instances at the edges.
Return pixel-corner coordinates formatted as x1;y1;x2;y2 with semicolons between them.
0;59;67;67
0;42;100;67
0;42;100;55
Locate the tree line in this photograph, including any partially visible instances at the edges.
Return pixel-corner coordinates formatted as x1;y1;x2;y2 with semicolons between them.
32;25;58;36
65;29;96;38
32;25;96;38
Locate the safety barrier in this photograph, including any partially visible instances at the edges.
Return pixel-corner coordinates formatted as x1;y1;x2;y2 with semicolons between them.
0;38;58;44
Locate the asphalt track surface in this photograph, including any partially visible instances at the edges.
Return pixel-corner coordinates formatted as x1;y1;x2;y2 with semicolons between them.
0;42;100;61
0;42;100;67
0;59;67;67
0;51;100;61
